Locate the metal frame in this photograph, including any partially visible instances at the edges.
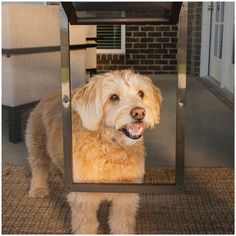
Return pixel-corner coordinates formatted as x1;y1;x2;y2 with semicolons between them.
60;2;188;193
2;44;97;57
61;2;182;25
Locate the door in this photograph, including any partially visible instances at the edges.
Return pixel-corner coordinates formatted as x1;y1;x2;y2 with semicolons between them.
209;2;234;93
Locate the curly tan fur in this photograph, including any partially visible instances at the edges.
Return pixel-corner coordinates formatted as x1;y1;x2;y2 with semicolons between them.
26;70;162;234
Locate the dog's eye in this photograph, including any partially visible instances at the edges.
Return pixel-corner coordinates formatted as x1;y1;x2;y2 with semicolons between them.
110;94;119;102
138;90;144;99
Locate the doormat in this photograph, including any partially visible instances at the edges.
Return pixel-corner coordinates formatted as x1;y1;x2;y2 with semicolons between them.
2;165;234;234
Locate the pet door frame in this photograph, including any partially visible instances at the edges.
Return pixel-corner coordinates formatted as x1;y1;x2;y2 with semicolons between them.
60;2;187;193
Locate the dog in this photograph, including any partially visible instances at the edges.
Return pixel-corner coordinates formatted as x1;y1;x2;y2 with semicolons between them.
26;70;162;234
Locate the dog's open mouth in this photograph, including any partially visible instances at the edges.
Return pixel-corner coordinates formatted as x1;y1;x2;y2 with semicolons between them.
119;123;144;140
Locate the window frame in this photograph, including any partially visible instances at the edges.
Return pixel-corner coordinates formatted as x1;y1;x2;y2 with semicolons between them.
96;25;126;54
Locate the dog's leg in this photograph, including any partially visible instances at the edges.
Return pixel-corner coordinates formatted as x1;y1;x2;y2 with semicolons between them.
28;153;50;198
26;116;50;198
109;193;140;234
67;192;100;234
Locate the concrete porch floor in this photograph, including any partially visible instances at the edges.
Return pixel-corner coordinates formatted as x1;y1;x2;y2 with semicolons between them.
2;75;234;168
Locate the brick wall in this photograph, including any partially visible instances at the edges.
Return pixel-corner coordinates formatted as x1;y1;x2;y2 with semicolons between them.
97;3;203;76
187;2;202;76
97;25;178;74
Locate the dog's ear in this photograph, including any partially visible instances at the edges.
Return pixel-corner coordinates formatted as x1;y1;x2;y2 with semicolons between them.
152;84;162;108
72;78;102;131
151;84;162;124
140;75;163;124
140;75;162;108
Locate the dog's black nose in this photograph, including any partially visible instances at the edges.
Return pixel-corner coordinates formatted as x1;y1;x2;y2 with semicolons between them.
130;107;145;121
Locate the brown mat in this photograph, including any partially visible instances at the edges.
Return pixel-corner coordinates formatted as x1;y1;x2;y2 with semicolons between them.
2;166;234;234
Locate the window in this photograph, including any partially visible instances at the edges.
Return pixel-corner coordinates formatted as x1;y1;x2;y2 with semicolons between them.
97;25;125;54
213;2;224;59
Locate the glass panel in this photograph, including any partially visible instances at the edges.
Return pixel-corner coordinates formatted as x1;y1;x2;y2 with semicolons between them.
232;25;234;64
232;9;235;64
215;2;220;22
219;24;224;59
213;2;225;59
220;2;224;22
73;2;173;20
214;25;219;57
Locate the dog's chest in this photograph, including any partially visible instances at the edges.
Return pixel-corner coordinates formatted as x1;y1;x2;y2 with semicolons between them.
73;141;145;183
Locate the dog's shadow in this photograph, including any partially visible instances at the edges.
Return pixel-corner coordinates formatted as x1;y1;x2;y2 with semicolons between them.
97;201;111;234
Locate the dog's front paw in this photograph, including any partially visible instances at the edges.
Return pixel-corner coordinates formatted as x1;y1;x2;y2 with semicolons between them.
29;187;49;198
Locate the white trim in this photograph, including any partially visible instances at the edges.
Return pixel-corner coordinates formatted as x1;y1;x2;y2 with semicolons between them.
200;2;211;77
220;3;234;91
96;25;126;54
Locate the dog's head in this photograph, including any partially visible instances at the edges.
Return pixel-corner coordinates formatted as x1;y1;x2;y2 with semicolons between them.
72;70;162;146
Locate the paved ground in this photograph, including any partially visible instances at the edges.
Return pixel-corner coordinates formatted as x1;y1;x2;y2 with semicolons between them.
145;75;234;167
2;75;234;167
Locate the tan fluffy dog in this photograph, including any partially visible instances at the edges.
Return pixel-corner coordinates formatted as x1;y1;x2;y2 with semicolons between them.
26;70;162;234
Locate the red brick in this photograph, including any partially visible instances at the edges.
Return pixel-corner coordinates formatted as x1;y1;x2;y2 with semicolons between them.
133;32;146;37
147;54;161;59
133;43;147;49
140;38;154;43
148;43;162;49
141;60;154;65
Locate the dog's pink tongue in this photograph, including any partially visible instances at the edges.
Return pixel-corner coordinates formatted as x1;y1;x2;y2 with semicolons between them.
127;124;143;136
